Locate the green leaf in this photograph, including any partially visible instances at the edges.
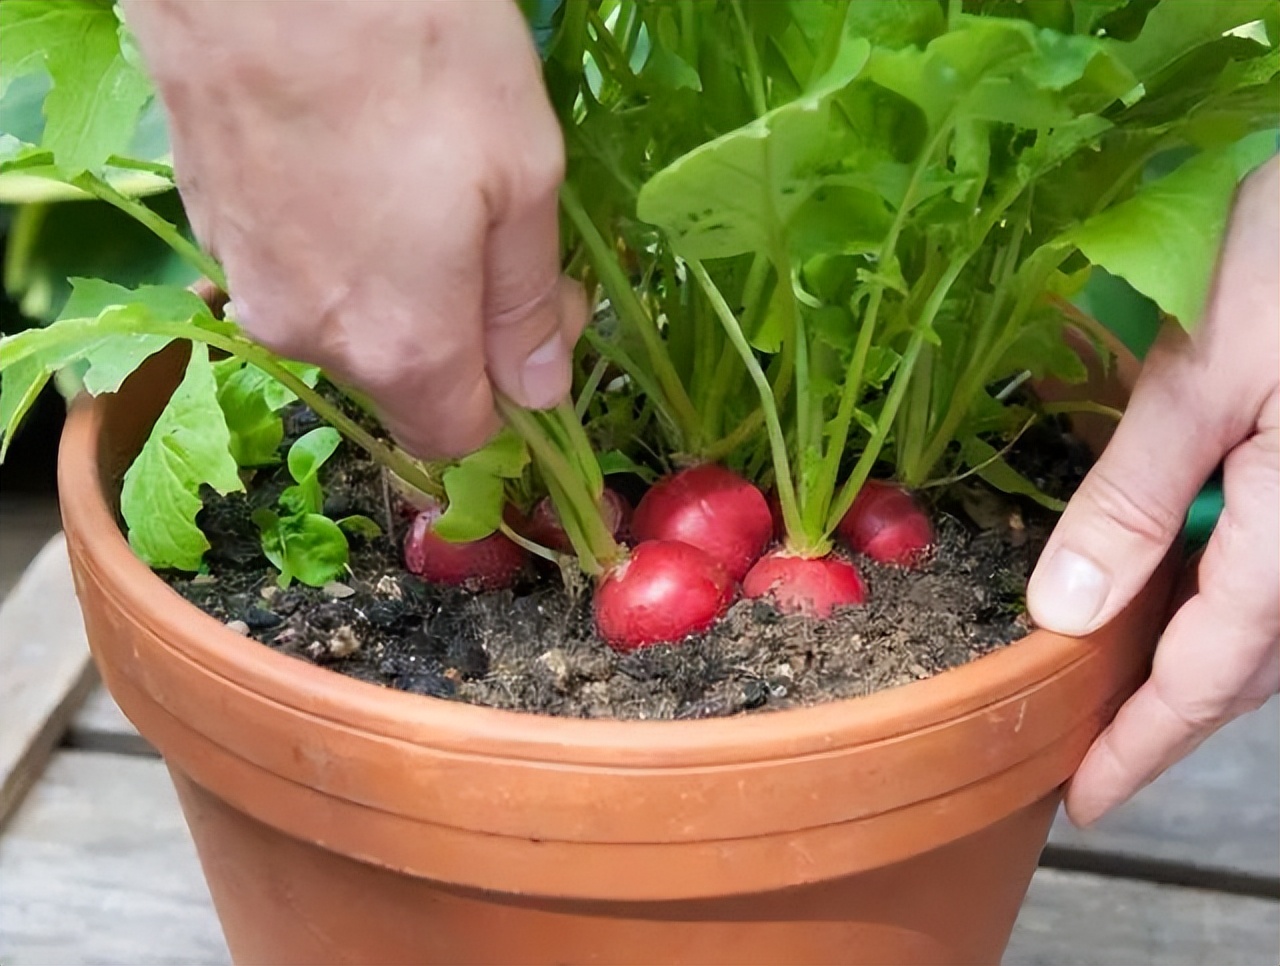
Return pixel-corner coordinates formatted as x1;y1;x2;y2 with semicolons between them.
0;355;52;460
0;0;154;173
282;427;341;515
1070;132;1278;326
253;508;349;589
216;363;285;468
56;279;208;393
120;343;243;571
287;426;342;484
433;461;507;543
337;515;382;539
961;436;1067;511
428;428;529;542
458;428;530;479
596;448;657;483
1112;0;1275;83
637;37;873;261
215;358;322;467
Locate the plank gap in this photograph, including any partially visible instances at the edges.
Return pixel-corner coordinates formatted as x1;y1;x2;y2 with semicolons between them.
1039;843;1280;901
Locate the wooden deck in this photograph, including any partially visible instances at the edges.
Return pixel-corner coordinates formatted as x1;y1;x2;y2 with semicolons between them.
1;528;1277;965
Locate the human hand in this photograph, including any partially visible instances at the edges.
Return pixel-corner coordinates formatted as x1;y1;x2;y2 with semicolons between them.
1027;159;1279;826
124;0;587;458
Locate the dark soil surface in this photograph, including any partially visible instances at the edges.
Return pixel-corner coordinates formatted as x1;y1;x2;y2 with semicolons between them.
164;412;1090;720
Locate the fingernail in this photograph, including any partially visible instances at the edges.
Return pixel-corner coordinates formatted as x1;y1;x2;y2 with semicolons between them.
1029;548;1110;635
520;331;569;410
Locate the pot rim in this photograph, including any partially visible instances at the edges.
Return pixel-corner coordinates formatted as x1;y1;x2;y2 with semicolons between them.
60;386;1136;772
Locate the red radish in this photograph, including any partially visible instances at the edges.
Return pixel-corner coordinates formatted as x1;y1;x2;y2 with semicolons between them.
404;499;527;591
743;551;867;618
632;464;771;581
595;540;734;651
837;480;934;567
522;488;631;554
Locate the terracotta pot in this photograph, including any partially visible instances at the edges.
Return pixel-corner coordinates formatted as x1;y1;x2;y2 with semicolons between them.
59;350;1174;965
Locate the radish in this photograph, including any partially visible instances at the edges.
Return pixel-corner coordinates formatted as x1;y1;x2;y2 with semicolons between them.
595;540;734;651
632;464;771;581
523;488;631;554
837;480;934;567
404;499;527;591
742;551;867;618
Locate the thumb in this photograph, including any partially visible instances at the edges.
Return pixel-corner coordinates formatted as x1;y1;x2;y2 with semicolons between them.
1028;325;1236;636
482;175;586;412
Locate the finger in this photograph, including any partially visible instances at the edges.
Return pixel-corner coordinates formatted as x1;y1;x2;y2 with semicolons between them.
339;187;499;460
1065;428;1280;825
1027;325;1237;636
482;132;575;412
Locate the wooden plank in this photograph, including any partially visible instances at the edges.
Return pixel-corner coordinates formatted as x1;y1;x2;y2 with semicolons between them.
1005;867;1280;966
1048;697;1280;882
0;496;63;604
64;677;155;758
0;750;230;966
0;535;95;829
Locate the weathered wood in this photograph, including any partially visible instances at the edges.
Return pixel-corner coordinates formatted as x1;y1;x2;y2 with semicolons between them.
1048;697;1280;883
0;535;96;829
0;750;230;966
64;677;154;758
1005;867;1280;966
0;496;63;603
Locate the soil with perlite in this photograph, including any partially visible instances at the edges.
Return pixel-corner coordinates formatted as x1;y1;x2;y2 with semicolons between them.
160;408;1090;720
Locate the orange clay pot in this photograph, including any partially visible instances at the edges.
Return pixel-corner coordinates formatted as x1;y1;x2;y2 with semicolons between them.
59;350;1174;965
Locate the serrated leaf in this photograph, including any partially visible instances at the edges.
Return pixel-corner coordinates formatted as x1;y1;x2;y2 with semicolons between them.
120;343;243;571
0;0;154;173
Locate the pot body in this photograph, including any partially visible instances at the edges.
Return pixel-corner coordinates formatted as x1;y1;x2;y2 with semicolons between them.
59;354;1172;965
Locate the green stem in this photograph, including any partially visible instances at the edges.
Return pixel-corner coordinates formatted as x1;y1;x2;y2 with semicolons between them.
496;396;621;573
731;0;768;115
560;183;700;446
806;0;852;87
701;408;763;463
555;398;603;498
104;156;176;180
499;521;559;563
70;172;226;291
811;119;955;524
703;254;769;440
898;341;934;486
575;356;610;420
914;242;1066;477
212;332;440;498
688;258;805;547
825;256;968;534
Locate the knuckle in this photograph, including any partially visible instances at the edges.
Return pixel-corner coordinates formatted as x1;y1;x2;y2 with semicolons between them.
486;281;559;331
1149;672;1228;735
1080;464;1185;548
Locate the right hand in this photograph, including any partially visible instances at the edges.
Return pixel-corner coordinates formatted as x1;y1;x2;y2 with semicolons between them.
1027;159;1279;826
125;0;587;458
